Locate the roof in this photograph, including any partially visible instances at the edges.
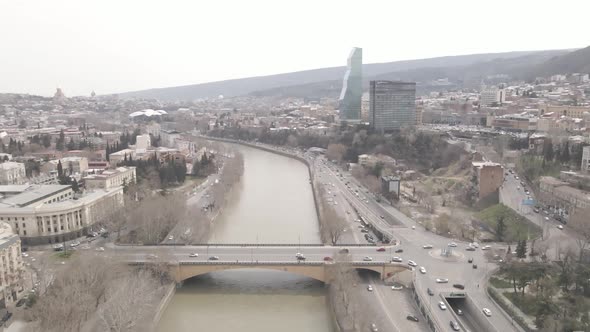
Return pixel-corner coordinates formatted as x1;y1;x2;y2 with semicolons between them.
0;161;24;170
0;185;71;208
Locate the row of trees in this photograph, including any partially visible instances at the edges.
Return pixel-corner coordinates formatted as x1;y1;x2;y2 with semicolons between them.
25;254;171;332
118;154;187;189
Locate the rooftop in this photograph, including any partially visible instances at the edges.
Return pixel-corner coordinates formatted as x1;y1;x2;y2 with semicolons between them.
0;185;71;208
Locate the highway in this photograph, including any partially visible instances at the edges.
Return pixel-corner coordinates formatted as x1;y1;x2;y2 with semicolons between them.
313;155;519;332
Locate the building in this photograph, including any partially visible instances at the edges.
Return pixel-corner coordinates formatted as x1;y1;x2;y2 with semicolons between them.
108;148;136;164
369;80;416;131
0;223;24;304
415;104;423;126
160;130;181;148
135;135;151;151
539;176;590;214
480;87;506;106
43;157;89;176
490;114;536;131
338;47;362;122
472;161;504;199
381;176;401;199
0;185;124;245
84;167;136;190
0;162;26;185
544;105;590;118
582;146;590;173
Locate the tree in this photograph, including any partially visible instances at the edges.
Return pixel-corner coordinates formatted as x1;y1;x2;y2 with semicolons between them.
496;216;506;242
543;139;554;162
57;160;64;178
318;186;347;245
516;239;527;259
56;129;65;151
560;141;571;164
18;119;27;129
42;135;51;148
568;208;590;261
326;143;347;163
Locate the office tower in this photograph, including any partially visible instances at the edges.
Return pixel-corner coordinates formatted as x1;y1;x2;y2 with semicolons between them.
369;80;416;131
339;47;362;122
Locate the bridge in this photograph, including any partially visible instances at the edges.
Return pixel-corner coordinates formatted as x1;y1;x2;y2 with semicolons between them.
119;244;412;284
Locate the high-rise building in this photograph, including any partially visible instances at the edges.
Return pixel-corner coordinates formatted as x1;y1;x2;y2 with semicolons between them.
582;146;590;173
339;47;362;122
369;80;416;131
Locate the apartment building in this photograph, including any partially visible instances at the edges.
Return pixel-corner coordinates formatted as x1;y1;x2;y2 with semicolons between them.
0;162;26;185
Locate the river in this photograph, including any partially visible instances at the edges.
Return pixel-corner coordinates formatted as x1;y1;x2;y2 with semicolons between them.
156;145;333;332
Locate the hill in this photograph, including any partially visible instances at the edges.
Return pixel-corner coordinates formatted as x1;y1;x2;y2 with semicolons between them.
523;45;590;79
117;50;569;101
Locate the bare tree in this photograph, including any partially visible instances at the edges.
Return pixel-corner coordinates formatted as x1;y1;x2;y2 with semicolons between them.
326;143;347;162
317;186;347;245
568;207;590;261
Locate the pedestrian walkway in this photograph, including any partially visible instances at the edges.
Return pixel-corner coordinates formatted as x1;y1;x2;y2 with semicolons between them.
490;285;537;330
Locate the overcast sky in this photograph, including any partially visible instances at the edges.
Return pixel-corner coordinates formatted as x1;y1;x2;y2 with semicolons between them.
0;0;588;97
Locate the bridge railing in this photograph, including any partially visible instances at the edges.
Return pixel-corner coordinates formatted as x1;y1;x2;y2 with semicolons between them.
129;260;398;267
156;243;377;247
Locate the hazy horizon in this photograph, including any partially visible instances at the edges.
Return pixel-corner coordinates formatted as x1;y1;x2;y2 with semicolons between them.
0;0;588;97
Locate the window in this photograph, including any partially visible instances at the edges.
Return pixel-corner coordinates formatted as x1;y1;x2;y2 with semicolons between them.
23;230;27;236
22;223;25;228
60;226;63;230
47;227;51;232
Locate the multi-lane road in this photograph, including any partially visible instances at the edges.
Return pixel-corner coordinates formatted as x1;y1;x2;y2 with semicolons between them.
312;154;520;332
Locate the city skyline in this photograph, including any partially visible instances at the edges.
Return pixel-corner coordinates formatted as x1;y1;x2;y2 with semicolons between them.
0;0;588;96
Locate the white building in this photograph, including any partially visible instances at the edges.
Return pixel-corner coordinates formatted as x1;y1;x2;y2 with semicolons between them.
480;87;506;106
44;157;89;176
160;130;181;148
135;135;151;151
0;223;24;303
84;167;136;190
0;162;26;185
582;146;590;173
0;185;124;245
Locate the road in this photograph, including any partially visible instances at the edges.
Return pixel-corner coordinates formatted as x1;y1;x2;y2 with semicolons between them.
312;155;519;332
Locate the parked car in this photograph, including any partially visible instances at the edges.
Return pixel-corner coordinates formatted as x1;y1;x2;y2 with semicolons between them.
466;246;476;251
69;241;80;247
423;244;433;249
482;245;491;250
448;242;457;247
406;314;419;322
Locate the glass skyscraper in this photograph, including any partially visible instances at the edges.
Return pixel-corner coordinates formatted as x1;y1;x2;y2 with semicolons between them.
339;47;362;122
369;80;416;131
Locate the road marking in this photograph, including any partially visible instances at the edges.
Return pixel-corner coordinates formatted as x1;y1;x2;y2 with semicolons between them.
372;278;401;332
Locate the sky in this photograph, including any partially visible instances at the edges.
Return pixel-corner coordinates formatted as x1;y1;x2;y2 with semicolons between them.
0;0;588;97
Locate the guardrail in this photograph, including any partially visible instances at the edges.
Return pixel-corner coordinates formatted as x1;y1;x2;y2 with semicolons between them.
412;276;445;332
129;260;395;267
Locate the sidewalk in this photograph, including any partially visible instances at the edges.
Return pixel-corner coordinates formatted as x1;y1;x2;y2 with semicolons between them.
489;285;536;331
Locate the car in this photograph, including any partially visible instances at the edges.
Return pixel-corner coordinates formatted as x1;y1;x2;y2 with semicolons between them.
457;309;464;316
22;252;29;258
69;241;80;247
466;246;476;251
376;247;386;252
391;257;403;263
168;235;174;240
296;255;306;261
436;278;449;283
453;284;465;290
517;186;520;190
380;215;384;219
544;216;550;221
419;266;426;274
468;258;473;263
450;320;460;331
52;244;64;251
363;256;373;261
557;225;564;230
406;314;419;322
470;242;479;248
473;264;478;269
448;242;457;247
339;248;349;254
533;208;540;213
525;190;530;195
367;285;373;292
427;288;434;296
16;298;26;307
370;323;378;332
323;256;333;261
96;247;105;251
423;244;433;249
147;254;158;260
361;229;369;233
189;253;199;257
438;302;447;310
482;245;491;250
208;256;220;260
482;308;492;317
407;260;417;267
391;285;403;290
358;225;365;229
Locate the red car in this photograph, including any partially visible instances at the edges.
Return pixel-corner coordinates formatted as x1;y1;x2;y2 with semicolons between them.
323;256;333;261
376;247;386;252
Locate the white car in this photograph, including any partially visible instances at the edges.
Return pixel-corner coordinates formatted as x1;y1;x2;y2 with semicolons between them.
419;266;426;274
482;245;491;250
363;256;373;261
557;225;564;230
408;260;417;267
367;285;373;292
168;235;174;240
482;308;492;317
391;257;403;263
391;285;403;290
423;244;433;249
436;278;449;283
189;253;199;257
470;242;479;248
370;323;378;332
96;247;105;252
448;242;457;247
69;241;81;247
438;302;447;310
